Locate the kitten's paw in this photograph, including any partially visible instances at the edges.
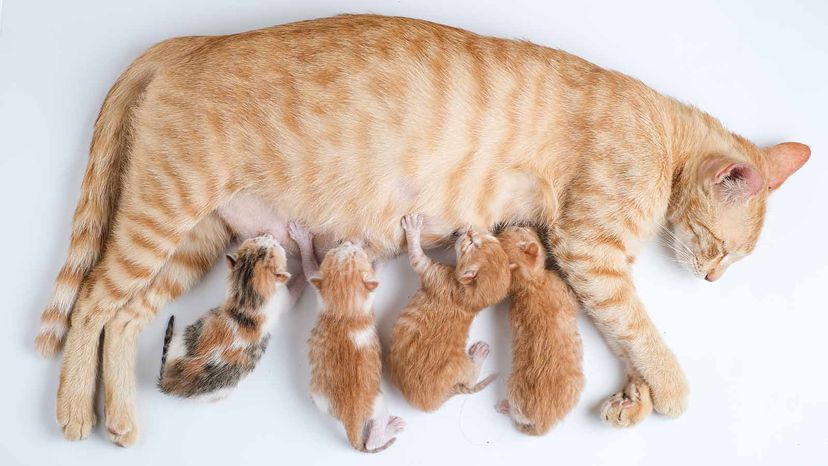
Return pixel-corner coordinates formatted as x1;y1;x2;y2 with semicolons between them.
401;213;424;232
287;221;313;248
468;341;490;363
495;399;510;415
57;399;97;441
385;416;406;436
600;380;653;428
650;372;689;418
106;411;138;447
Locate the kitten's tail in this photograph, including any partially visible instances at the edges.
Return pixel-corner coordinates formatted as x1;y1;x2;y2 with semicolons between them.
346;419;396;454
34;47;162;357
453;373;498;395
159;315;175;380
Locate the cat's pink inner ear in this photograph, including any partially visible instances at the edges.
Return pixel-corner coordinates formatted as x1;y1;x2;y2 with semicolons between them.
309;276;323;289
275;271;291;283
716;163;764;196
459;269;478;285
765;142;810;191
363;279;379;292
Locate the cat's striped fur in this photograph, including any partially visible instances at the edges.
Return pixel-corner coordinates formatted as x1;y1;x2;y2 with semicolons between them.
35;15;809;444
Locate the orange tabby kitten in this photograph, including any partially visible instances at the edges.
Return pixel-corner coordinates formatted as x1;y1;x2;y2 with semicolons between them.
36;15;809;444
495;226;584;435
157;235;301;403
290;223;404;453
389;214;512;411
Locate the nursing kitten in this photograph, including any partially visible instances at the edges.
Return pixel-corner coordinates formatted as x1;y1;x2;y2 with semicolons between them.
289;222;404;453
158;235;303;400
40;15;810;443
495;226;584;435
389;214;512;411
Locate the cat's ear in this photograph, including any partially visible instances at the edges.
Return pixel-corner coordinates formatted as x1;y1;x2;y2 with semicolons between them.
275;271;291;283
713;162;764;199
309;275;323;289
459;268;478;285
509;263;518;271
521;242;540;260
225;253;238;269
765;142;810;191
363;279;380;292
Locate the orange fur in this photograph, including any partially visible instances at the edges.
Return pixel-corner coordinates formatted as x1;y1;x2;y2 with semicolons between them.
38;15;810;442
497;227;583;435
389;214;511;411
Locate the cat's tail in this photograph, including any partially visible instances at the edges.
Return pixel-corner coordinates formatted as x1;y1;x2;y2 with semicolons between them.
345;418;396;454
453;373;498;395
159;315;175;381
34;44;165;357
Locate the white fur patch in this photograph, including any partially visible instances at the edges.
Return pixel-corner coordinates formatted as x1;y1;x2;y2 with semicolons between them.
365;394;390;450
350;326;376;349
260;283;291;332
311;392;331;415
166;332;187;361
362;292;375;313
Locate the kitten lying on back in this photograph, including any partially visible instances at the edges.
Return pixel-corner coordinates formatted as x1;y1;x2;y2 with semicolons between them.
158;235;304;400
495;226;584;435
289;222;404;453
389;214;513;411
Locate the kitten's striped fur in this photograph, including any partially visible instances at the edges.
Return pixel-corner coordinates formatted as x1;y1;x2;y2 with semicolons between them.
36;15;809;444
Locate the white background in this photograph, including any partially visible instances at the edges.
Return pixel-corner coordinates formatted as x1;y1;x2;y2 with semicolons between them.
1;1;826;465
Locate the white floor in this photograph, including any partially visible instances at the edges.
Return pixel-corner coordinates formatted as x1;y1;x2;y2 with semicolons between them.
2;1;827;465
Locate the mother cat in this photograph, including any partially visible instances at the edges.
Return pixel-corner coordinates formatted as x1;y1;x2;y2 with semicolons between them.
35;14;809;445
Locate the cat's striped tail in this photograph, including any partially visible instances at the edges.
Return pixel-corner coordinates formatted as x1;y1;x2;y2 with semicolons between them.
34;50;160;357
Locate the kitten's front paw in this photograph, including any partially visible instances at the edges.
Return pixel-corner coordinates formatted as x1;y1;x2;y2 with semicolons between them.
649;371;689;418
287;221;313;248
106;409;139;447
601;379;653;428
401;213;424;233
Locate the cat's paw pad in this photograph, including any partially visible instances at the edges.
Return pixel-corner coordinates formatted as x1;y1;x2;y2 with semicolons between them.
401;214;424;232
106;412;138;447
57;402;97;441
385;416;406;436
287;221;312;247
495;399;510;415
600;381;653;428
468;341;490;362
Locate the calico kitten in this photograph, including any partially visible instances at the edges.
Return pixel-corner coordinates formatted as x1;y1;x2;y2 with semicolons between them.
289;222;404;453
495;226;584;435
389;214;513;411
158;235;303;400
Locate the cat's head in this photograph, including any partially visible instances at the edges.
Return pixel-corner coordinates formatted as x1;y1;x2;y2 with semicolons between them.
497;226;544;286
668;140;809;281
226;234;291;307
310;241;379;311
454;227;513;305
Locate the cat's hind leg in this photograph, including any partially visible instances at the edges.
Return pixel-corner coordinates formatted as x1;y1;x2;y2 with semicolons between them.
364;394;403;452
454;341;497;394
103;213;230;447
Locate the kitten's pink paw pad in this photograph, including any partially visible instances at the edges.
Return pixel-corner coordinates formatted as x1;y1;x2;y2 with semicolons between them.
287;222;312;247
386;416;406;436
468;341;490;362
495;399;510;415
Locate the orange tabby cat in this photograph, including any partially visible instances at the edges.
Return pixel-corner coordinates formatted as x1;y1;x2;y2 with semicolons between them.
35;15;809;444
291;223;404;453
388;214;511;411
495;226;584;435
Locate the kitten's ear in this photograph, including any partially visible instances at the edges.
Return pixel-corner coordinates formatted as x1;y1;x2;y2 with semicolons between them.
309;275;323;289
509;263;518;271
522;242;540;260
708;160;764;199
275;271;291;283
459;268;478;285
363;279;380;292
765;142;810;191
225;254;238;269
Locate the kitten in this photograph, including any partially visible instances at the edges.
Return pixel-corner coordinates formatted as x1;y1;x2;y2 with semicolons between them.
158;235;303;400
495;226;584;435
388;214;513;411
289;222;404;453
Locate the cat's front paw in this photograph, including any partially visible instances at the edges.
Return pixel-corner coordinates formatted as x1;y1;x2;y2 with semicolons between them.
649;370;689;418
400;213;424;233
287;221;313;249
601;379;653;428
57;395;97;441
106;408;139;447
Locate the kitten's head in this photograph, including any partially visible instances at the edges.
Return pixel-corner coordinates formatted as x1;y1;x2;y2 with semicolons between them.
226;234;291;307
310;241;379;312
497;226;544;285
668;140;809;281
454;227;513;306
